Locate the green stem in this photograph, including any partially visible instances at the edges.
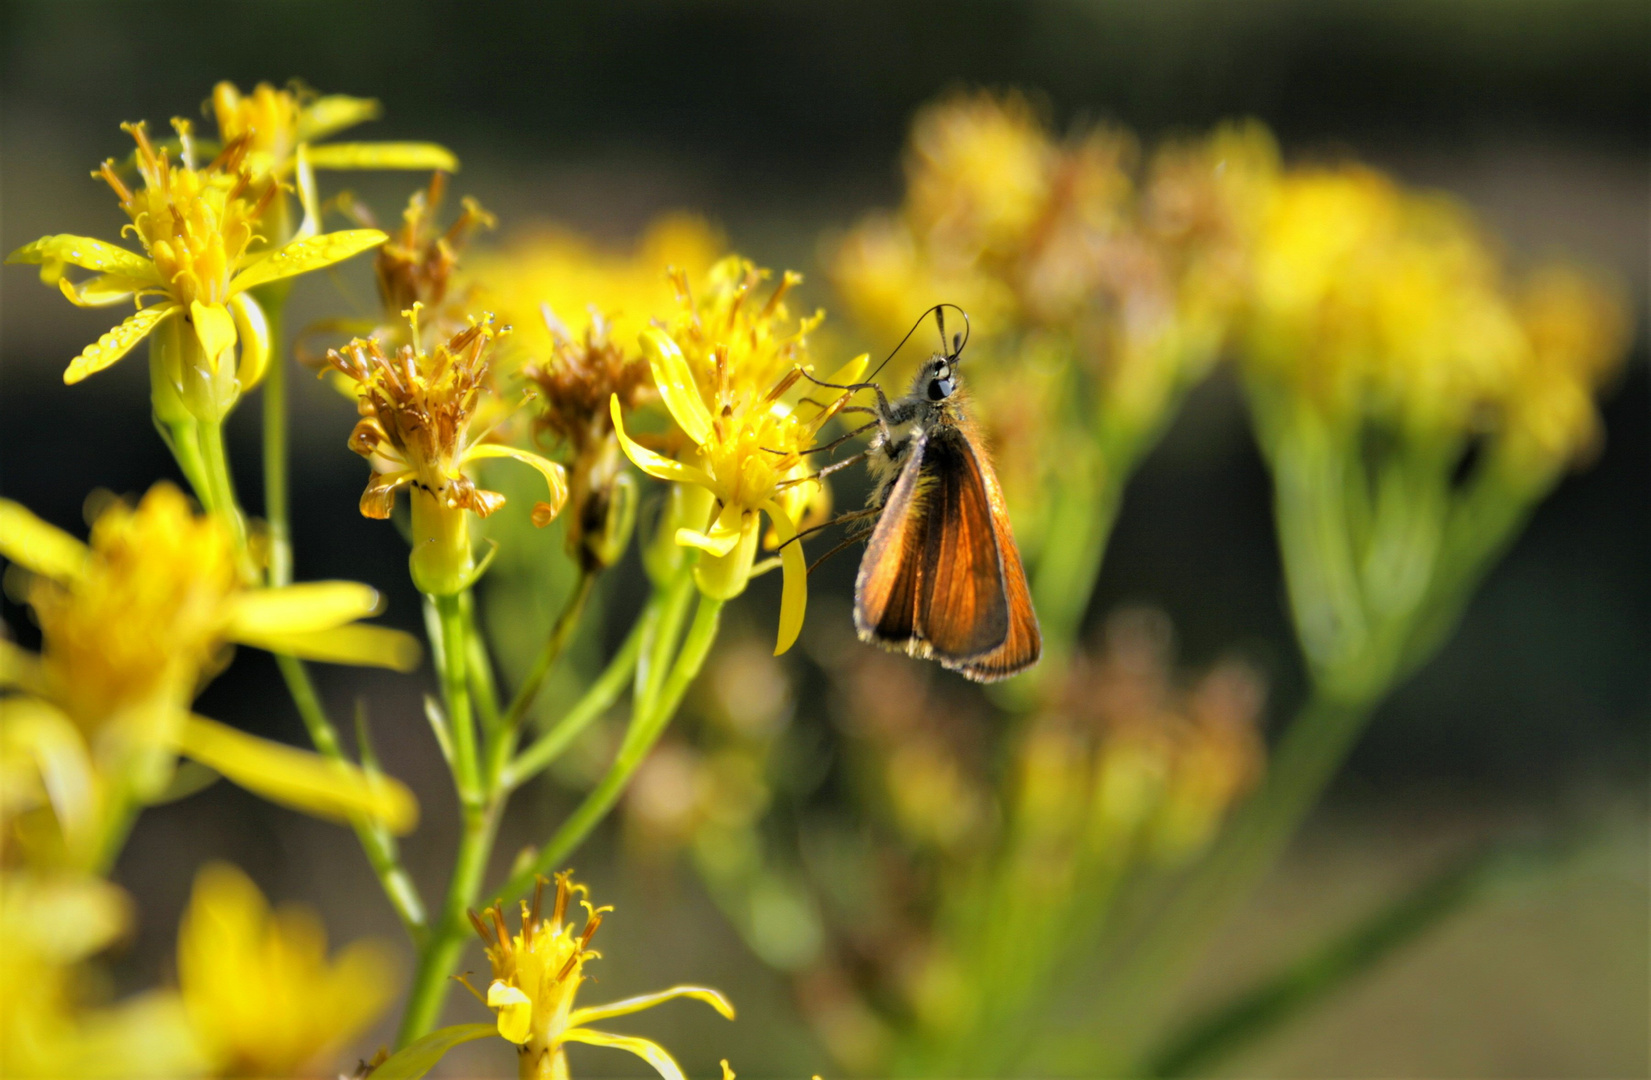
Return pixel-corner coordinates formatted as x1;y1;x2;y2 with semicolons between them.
1029;452;1121;663
198;418;252;577
1091;688;1374;1070
396;800;500;1046
463;589;503;735
500;569;598;732
503;611;649;790
492;591;722;906
434;592;481;805
277;653;427;938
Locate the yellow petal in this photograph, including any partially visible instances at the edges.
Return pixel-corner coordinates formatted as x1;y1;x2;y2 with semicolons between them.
462;444;569;525
6;234;158;281
611;396;716;486
762;500;808;655
560;1029;688;1080
229;229;388;293
229;293;269;388
487;981;533;1044
178;714;418;833
56;272;149;307
231;624;422;673
826;352;871;386
0;499;89;580
190;300;238;371
0;697;97;853
0;639;46;694
64;302;179;384
569;985;736;1028
640;327;713;446
229;582;383;634
691;514;760;601
294;95;382;143
304;142;460;173
365;1024;497;1080
675;502;747;557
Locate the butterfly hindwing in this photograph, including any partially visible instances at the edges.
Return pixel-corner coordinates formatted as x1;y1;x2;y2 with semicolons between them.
854;428;930;649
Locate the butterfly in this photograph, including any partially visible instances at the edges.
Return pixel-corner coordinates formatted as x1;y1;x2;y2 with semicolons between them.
809;305;1041;682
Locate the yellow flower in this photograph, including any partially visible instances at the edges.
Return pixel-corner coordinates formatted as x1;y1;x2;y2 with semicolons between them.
463;213;723;377
327;310;569;595
212;80;457;182
612;258;865;654
1501;264;1630;471
465;873;734;1080
0;485;420;868
1243;166;1527;435
4;120;386;421
0;872;202;1079
177;862;396;1079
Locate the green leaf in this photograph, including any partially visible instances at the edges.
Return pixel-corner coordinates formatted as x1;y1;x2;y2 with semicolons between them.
369;1023;496;1080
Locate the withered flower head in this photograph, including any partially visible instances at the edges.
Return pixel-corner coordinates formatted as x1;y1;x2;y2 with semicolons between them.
325;308;567;595
375;172;496;318
524;312;651;570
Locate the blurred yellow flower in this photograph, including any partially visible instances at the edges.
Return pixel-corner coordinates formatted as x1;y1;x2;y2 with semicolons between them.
4;120;385;421
612;258;865;654
465;213;723;377
212;80;457;182
0;872;202;1079
0;485;419;867
327;310;568;595
373;172;497;320
1503;264;1630;470
464;873;733;1080
177;862;396;1079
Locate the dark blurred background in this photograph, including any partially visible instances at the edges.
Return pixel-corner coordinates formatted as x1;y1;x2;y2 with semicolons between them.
2;2;1646;1076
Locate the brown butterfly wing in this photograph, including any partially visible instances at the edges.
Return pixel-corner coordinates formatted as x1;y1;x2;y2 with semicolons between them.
951;424;1042;682
917;427;1011;663
854;429;931;649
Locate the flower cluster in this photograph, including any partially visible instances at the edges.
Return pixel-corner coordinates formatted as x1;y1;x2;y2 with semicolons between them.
5;121;386;423
830;91;1279;559
1;485;419;870
613;258;866;653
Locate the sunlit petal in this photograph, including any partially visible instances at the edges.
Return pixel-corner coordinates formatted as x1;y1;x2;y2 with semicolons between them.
229;293;269;388
568;985;736;1027
640;327;713;445
675;502;746;557
611;396;716;486
191;300;239;371
229;229;387;293
5;234;159;282
64;302;179;384
305;142;459;173
487;981;533;1044
178;714;418;833
228;582;383;635
294;94;381;142
56;272;147;307
0;499;89;581
463;443;569;526
763;500;808;655
232;624;422;673
560;1029;688;1080
0;697;98;853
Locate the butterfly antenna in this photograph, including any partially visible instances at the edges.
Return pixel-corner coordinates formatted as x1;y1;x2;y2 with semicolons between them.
935;302;969;362
865;303;951;385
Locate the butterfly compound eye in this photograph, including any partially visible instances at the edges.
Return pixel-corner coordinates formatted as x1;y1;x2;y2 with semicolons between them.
928;375;955;401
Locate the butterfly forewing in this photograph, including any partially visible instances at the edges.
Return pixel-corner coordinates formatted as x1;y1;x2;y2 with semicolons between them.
953;428;1041;681
918;428;1010;660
